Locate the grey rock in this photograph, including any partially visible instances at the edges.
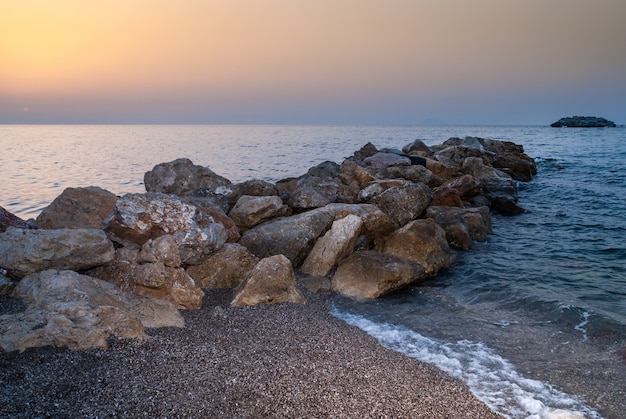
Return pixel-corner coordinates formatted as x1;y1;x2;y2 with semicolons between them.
238;206;335;265
144;158;235;198
0;228;115;278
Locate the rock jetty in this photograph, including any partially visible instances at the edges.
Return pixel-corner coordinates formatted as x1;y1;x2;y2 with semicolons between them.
0;136;536;351
550;115;616;128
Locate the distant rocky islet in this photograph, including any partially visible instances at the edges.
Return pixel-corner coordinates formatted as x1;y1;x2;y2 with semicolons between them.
550;115;616;128
0;136;537;352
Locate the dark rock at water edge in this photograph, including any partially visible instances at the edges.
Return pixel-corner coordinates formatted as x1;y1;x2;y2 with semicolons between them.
550;116;616;128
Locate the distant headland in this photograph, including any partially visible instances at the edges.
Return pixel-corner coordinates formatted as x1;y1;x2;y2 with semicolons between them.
550;116;616;128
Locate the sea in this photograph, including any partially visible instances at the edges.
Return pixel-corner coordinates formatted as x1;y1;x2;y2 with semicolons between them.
1;125;625;419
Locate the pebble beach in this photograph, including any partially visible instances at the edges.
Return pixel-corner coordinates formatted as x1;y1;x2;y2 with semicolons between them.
0;290;500;418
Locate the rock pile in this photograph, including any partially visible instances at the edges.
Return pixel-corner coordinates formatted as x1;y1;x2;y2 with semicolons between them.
0;136;536;351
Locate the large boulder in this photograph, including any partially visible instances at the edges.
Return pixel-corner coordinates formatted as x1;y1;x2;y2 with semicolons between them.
402;139;433;157
186;243;259;289
185;197;240;243
238;206;335;265
36;186;117;229
0;228;114;278
383;165;444;188
288;161;340;211
228;195;290;229
363;152;411;169
0;270;183;352
431;174;481;207
382;218;451;275
331;250;425;300
144;158;235;198
301;214;363;277
479;138;537;182
336;160;377;203
88;245;204;310
426;206;492;249
235;179;278;197
102;193;228;252
0;206;36;233
231;254;306;306
369;182;431;226
462;157;524;215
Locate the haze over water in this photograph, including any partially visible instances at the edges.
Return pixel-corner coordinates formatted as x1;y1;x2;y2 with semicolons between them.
1;124;625;418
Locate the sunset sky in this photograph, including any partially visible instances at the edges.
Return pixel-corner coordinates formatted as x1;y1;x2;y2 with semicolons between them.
2;0;625;125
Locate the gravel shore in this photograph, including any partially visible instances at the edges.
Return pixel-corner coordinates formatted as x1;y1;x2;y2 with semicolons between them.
0;290;500;418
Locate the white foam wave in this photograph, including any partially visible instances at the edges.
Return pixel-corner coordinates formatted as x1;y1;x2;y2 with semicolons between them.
332;309;602;419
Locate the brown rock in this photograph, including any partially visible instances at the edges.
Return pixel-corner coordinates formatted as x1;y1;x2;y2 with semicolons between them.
0;206;35;233
369;182;431;226
383;218;451;275
402;139;433;156
426;206;492;249
331;250;425;300
36;186;117;230
1;269;183;352
231;255;306;306
228;195;289;229
186;243;259;289
235;179;278;197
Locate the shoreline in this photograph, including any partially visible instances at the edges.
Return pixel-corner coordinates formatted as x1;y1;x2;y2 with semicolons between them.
0;290;501;418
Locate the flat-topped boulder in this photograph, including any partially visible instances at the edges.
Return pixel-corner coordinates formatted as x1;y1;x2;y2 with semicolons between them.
550;116;616;128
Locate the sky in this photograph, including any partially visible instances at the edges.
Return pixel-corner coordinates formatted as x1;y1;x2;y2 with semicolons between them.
2;0;625;125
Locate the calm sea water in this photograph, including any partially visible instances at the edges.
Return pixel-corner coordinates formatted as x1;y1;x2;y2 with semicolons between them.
1;125;625;418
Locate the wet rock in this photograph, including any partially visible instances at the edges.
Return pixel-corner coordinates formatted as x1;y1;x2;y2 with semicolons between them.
0;228;114;278
426;206;492;249
297;274;332;293
228;195;290;229
382;218;451;275
462;157;524;215
369;182;431;226
231;255;306;306
331;250;425;301
0;269;183;352
144;158;235;198
36;186;117;230
431;174;481;207
479;138;537;182
0;206;35;233
186;243;259;289
238;206;335;265
301;214;363;277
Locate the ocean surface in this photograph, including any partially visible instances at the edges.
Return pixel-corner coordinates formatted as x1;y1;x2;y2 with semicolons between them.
1;125;625;418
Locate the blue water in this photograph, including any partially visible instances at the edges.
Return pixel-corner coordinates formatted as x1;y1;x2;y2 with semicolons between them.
1;125;625;418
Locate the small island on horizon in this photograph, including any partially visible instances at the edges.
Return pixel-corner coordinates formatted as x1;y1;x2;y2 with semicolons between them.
550;115;616;128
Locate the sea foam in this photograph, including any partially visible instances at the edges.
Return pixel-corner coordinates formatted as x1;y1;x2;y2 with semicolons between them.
331;309;602;419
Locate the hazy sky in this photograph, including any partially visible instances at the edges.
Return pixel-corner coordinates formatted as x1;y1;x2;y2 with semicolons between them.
2;0;625;125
